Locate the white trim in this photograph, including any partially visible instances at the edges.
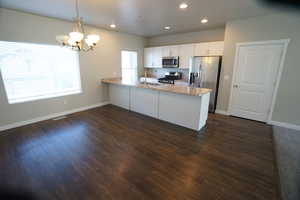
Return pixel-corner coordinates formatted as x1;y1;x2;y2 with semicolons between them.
269;120;300;131
215;109;229;116
0;101;109;132
228;39;290;123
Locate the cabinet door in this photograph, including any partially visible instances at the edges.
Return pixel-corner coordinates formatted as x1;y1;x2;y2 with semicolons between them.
208;41;224;56
169;46;179;57
130;87;159;118
109;85;130;110
179;44;194;69
144;48;153;68
162;46;170;57
194;43;209;56
152;47;162;68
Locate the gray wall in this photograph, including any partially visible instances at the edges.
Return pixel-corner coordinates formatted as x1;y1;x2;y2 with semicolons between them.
146;28;225;47
0;8;145;127
218;11;300;125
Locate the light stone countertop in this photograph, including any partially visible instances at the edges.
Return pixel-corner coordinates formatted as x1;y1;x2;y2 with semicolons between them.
101;78;212;96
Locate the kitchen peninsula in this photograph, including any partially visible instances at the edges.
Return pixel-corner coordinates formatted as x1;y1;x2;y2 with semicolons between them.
102;78;211;131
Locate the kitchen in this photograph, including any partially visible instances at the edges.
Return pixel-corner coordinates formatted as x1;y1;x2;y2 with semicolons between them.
103;41;223;130
0;0;299;199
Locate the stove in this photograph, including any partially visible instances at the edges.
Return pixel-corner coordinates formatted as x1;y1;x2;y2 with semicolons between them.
158;78;175;84
158;72;182;84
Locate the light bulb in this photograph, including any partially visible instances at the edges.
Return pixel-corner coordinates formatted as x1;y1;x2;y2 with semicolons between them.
85;39;92;47
56;35;69;44
68;38;77;46
86;34;100;45
69;32;84;42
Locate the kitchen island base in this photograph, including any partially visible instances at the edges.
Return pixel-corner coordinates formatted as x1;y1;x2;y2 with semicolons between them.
108;84;210;131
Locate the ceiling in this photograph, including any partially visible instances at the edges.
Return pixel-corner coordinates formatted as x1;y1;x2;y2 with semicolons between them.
0;0;276;37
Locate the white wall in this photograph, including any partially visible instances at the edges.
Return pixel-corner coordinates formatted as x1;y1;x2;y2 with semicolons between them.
218;11;300;126
146;28;225;47
0;8;146;127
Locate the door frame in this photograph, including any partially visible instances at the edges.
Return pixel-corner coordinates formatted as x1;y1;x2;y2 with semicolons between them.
228;39;290;123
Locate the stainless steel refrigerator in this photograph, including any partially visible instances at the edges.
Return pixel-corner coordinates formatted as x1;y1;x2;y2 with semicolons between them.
189;56;222;113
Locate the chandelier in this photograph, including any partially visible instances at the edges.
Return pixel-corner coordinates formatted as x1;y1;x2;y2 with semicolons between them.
56;0;100;51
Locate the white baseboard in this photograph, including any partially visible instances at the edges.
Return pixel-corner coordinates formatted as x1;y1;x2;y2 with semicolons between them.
215;109;229;116
0;101;110;132
268;120;300;131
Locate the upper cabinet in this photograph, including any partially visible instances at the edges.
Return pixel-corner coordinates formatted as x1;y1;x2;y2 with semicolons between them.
161;46;179;57
194;43;209;56
178;44;194;69
152;47;162;68
144;47;162;68
144;41;224;69
194;41;224;56
169;46;179;57
144;48;153;68
208;41;224;56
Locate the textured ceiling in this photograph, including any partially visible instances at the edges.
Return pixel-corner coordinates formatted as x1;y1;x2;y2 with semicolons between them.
0;0;276;37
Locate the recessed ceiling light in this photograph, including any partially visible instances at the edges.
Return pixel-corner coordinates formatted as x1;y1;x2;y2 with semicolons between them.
179;3;188;9
164;26;171;30
201;18;208;24
110;24;116;28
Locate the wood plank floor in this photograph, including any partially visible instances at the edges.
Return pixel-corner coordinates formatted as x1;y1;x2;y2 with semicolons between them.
0;105;280;200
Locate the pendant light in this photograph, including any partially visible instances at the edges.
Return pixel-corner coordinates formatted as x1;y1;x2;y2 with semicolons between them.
56;0;100;51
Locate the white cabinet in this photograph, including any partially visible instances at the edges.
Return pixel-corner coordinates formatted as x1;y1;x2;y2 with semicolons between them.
152;47;162;68
161;45;179;57
194;42;224;56
169;45;179;57
130;87;159;118
144;48;153;68
162;46;170;57
158;92;210;130
109;84;130;109
194;43;209;56
208;41;224;56
144;47;162;68
178;44;194;69
107;84;210;131
144;41;224;69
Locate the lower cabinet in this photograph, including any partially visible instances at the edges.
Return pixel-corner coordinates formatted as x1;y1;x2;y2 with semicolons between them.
158;92;209;130
130;87;159;118
108;85;209;131
109;84;130;110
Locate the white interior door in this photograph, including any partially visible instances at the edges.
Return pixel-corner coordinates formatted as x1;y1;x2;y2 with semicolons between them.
230;42;286;122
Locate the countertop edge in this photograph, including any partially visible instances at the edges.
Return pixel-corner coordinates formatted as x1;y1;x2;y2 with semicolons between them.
101;78;212;97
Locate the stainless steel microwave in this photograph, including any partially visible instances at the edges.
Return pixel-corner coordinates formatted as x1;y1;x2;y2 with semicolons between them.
162;56;179;68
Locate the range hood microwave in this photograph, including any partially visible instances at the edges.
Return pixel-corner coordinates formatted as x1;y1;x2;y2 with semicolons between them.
162;56;179;68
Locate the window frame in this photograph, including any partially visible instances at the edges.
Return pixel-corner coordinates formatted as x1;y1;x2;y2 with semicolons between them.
0;40;82;104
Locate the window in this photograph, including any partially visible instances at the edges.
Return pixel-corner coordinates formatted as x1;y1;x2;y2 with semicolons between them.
0;41;82;104
121;50;138;82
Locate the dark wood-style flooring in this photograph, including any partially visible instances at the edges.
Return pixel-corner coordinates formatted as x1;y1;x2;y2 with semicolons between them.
0;105;279;200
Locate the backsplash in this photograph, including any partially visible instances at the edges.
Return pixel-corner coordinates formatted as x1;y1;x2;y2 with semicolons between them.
144;68;189;81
